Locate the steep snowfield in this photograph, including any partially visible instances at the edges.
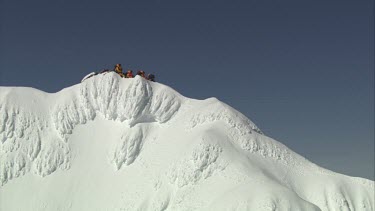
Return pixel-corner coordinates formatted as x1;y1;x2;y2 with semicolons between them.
0;72;373;211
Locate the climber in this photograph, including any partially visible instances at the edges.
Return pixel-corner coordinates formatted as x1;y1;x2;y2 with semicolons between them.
125;70;134;78
114;64;125;77
114;64;122;73
147;74;155;82
137;70;146;78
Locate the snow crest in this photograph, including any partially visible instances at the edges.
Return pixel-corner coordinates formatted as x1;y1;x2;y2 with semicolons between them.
0;73;373;211
185;98;298;166
0;73;182;186
187;97;262;135
53;74;181;141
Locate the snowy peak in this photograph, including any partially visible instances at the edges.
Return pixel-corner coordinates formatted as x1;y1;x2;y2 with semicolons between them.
0;72;373;211
54;74;182;140
0;73;261;186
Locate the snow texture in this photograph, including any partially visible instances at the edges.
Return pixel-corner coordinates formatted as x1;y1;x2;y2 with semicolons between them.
0;72;373;211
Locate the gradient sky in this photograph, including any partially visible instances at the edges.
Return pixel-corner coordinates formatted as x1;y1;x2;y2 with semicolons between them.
0;0;373;180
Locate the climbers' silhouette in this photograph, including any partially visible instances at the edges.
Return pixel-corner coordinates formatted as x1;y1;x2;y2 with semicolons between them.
147;74;155;82
137;70;146;78
82;64;157;82
114;64;122;74
114;64;125;77
125;70;134;78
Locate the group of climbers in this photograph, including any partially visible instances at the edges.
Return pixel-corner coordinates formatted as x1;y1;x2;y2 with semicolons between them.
81;64;156;83
114;64;155;82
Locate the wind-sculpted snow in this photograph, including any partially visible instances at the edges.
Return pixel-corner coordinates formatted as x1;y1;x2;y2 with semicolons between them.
53;74;181;141
187;97;262;135
185;99;300;167
0;73;181;186
168;143;224;187
0;96;70;186
110;126;145;169
0;73;374;211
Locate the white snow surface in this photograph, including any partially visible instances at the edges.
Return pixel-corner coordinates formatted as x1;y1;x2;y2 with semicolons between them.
0;73;373;211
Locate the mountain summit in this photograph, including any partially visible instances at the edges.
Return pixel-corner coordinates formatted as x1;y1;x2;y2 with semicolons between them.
0;73;373;211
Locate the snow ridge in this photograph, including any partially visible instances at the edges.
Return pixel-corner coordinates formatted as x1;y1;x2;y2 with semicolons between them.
53;74;181;141
0;73;182;186
0;73;373;211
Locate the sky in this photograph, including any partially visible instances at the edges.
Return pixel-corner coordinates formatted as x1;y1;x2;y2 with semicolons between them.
0;0;373;180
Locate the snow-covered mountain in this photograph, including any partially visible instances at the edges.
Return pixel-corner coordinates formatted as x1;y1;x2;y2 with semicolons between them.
0;72;373;211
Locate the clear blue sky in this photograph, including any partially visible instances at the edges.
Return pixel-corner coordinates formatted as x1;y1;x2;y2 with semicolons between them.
0;0;373;180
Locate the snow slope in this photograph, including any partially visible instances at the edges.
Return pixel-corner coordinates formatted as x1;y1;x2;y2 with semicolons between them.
0;72;373;211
